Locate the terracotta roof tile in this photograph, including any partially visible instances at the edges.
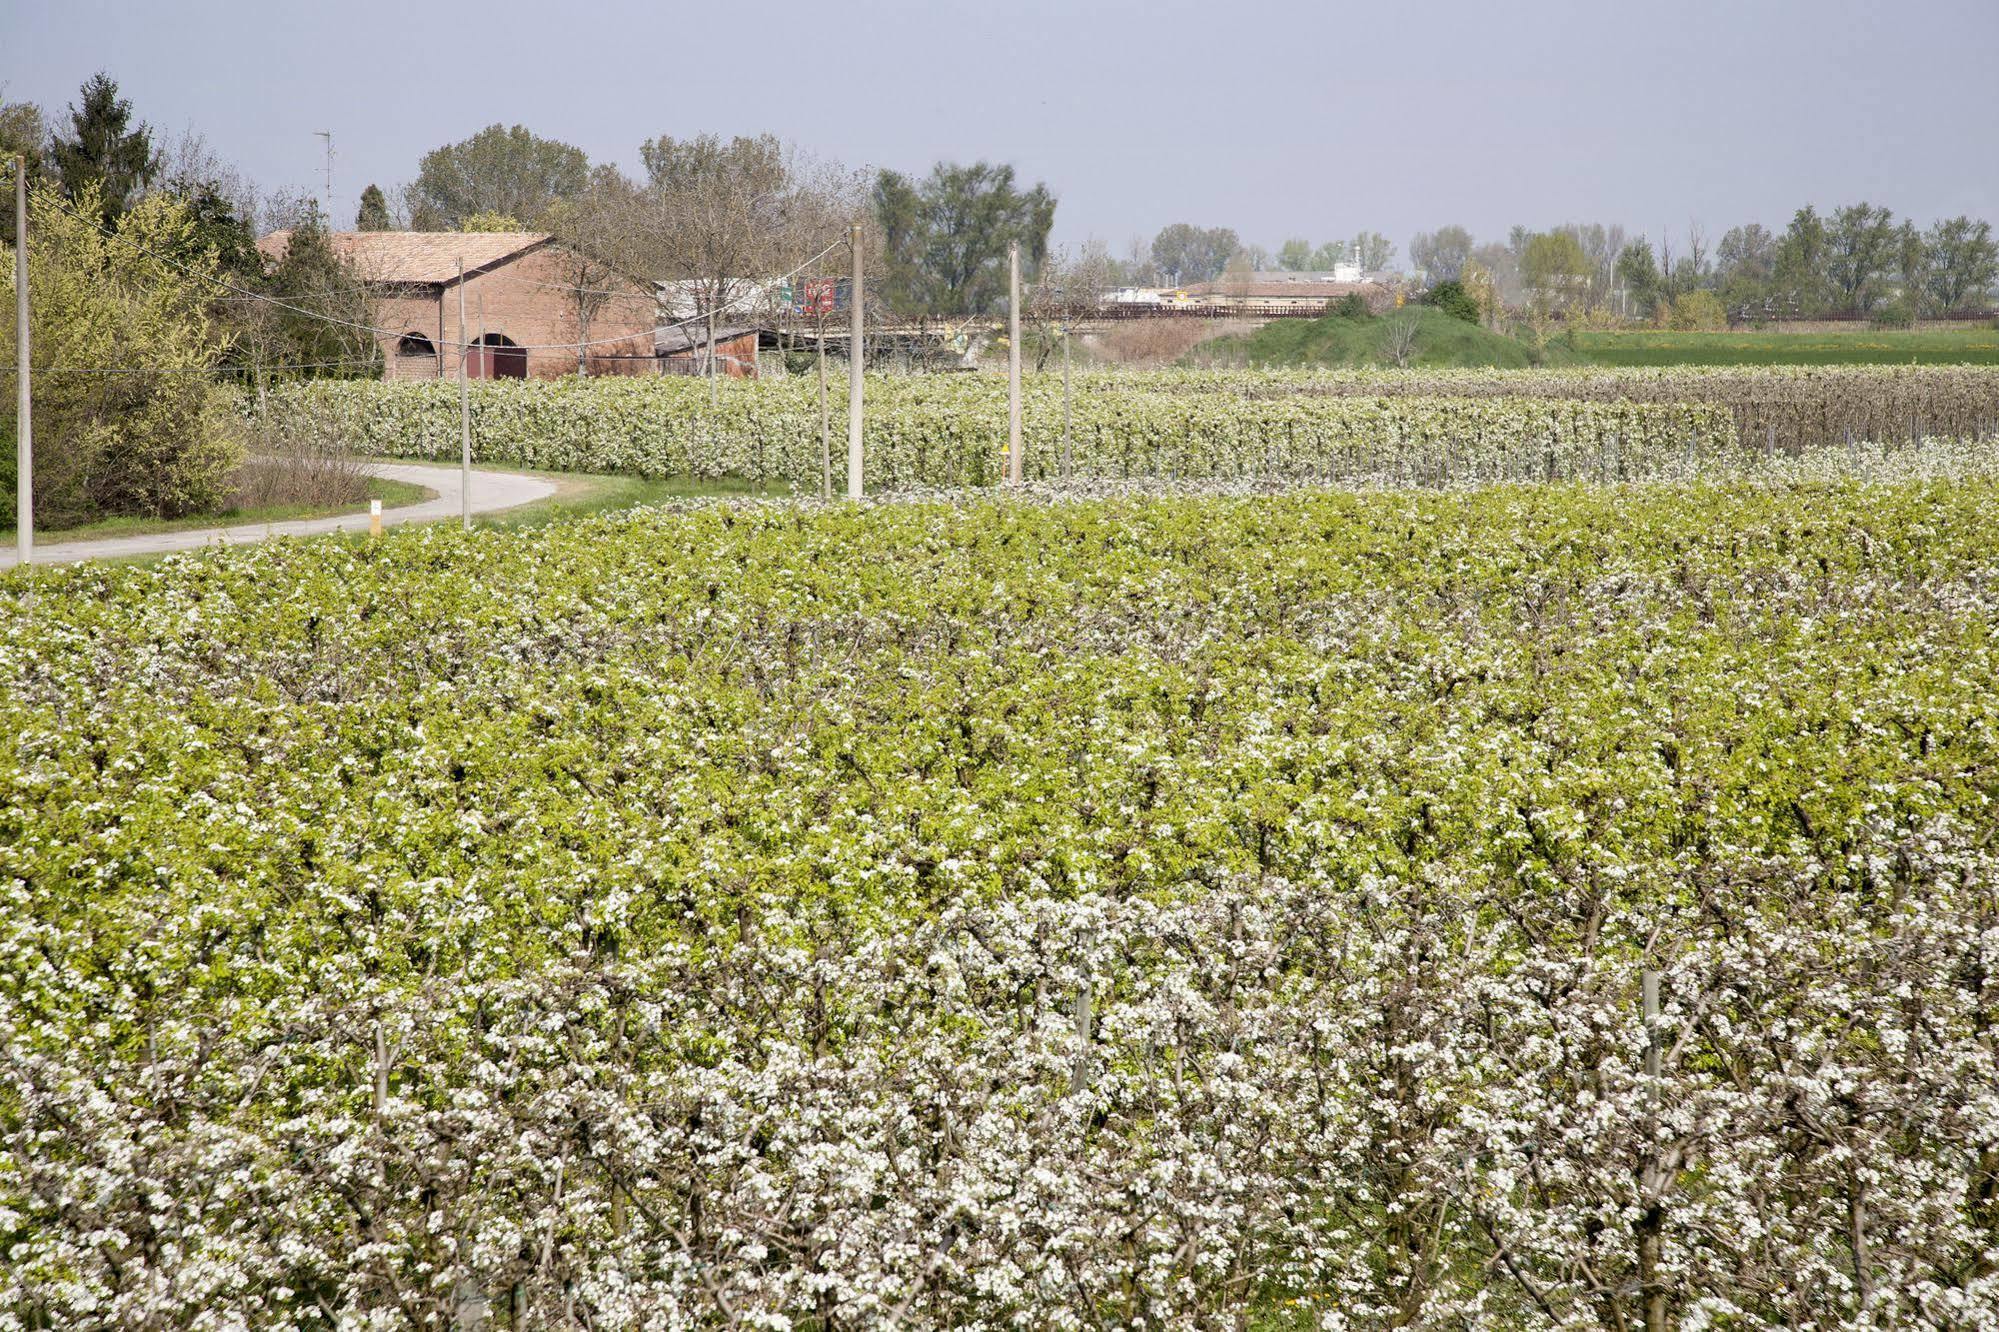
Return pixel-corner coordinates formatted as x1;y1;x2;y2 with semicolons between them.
255;230;551;284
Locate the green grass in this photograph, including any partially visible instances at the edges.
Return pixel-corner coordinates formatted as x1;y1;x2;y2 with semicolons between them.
424;465;771;532
1;474;432;542
1571;325;1999;366
1211;306;1580;369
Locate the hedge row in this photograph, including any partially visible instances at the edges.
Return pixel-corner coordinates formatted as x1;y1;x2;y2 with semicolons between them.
1135;364;1999;453
256;375;1737;490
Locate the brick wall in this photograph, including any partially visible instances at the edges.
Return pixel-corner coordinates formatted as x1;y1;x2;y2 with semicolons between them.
367;246;659;380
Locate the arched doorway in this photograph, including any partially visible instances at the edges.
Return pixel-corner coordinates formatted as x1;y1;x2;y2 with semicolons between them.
469;333;527;380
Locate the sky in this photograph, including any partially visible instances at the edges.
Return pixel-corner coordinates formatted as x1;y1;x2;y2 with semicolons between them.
5;0;1997;263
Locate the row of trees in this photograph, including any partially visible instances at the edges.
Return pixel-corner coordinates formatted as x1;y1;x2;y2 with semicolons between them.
1135;226;1397;287
360;123;1062;323
1409;208;1998;322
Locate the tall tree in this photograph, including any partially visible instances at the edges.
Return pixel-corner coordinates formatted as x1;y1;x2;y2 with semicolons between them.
1892;220;1927;315
873;161;1056;315
1824;202;1896;313
1614;239;1663;315
355;184;392;231
541;165;655;376
236;204;380;379
1520;230;1590;307
409;124;588;229
0;99;49;244
1773;206;1830;312
1277;237;1313;271
1351;231;1395;272
1715;223;1776;308
1148;223;1238;286
1409;226;1472;284
1922;216;1998;312
634;135;865;324
50;72;160;225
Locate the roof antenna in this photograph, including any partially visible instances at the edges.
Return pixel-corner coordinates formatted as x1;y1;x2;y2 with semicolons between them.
315;130;334;221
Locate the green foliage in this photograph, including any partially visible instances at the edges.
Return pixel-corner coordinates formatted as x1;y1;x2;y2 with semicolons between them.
49;72;159;226
159;175;260;277
1224;305;1553;368
253;371;1733;489
0;100;50;245
1826;201;1897;313
1;184;238;525
1424;279;1481;324
1148;222;1239;286
4;473;1999;1325
873;161;1057;315
1923;216;1998;312
409;123;588;229
458;210;524;233
234;211;381;379
1615;239;1663;314
1573;327;1999;366
1871;300;1917;330
355;183;392;231
1521;230;1591;306
1330;291;1372;320
1659;289;1727;331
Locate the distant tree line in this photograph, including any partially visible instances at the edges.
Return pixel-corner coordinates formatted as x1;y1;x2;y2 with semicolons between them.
1408;208;1997;325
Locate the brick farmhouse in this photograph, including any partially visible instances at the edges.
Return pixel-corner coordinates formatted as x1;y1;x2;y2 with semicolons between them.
254;231;660;380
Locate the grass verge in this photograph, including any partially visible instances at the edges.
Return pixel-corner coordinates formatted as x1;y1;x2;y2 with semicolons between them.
2;475;433;542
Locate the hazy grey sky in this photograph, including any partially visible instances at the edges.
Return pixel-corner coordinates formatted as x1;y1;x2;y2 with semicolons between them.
6;0;1996;259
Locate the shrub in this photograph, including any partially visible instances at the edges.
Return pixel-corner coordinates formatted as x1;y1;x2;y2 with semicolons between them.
1;184;238;526
1425;279;1481;324
1660;290;1728;331
1871;301;1917;329
1329;291;1372;320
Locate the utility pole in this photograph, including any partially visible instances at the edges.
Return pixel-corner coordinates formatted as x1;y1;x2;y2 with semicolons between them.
457;258;470;531
13;155;29;567
847;223;864;500
1008;241;1022;485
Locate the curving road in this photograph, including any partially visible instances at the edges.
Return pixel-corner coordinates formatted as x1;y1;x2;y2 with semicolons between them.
1;462;559;569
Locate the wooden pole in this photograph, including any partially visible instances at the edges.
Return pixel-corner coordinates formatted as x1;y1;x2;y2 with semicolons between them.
13;155;30;566
847;224;864;500
1008;241;1022;484
457;259;470;531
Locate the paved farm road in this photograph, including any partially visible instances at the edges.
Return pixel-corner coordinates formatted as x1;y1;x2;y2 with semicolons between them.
1;462;558;569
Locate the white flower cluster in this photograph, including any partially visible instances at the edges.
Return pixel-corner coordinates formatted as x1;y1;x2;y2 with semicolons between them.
249;373;1735;491
3;474;1999;1328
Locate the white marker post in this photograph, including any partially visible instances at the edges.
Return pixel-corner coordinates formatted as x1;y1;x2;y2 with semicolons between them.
369;498;382;540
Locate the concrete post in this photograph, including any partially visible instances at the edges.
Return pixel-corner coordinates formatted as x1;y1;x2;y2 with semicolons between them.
1008;241;1022;485
847;224;864;499
458;259;470;531
13;156;30;566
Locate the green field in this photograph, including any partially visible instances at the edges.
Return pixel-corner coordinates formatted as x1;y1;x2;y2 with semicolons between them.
1214;304;1579;369
1202;312;1999;370
5;461;1998;1327
1571;324;1999;365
